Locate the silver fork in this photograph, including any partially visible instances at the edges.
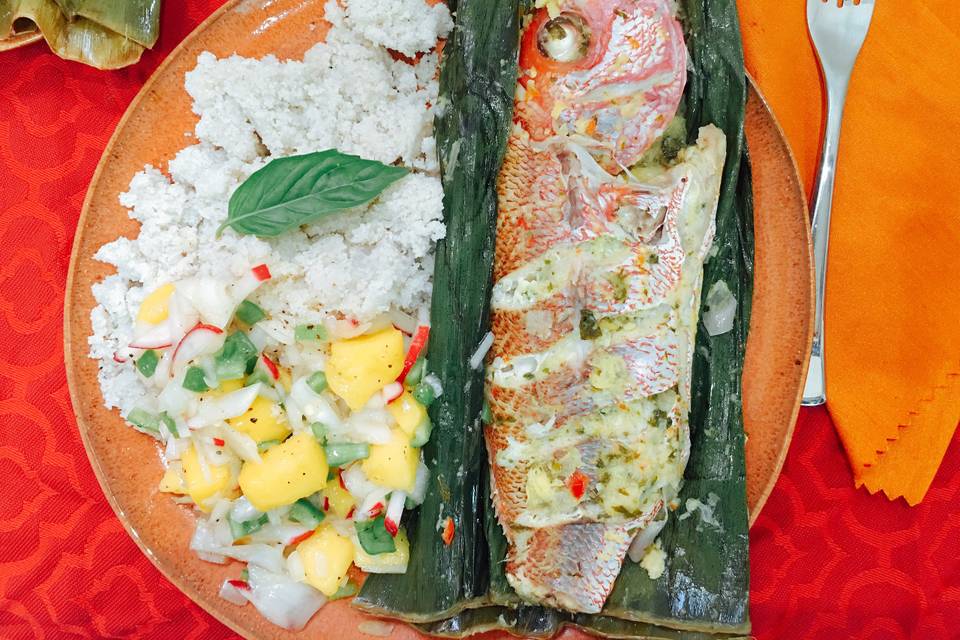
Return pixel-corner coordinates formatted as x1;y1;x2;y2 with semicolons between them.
802;0;875;406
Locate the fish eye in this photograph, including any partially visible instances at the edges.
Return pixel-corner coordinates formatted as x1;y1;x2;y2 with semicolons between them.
537;13;590;63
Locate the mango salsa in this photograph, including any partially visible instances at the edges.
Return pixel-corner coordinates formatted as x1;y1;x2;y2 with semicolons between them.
298;524;355;596
228;395;291;443
326;328;404;410
322;478;356;519
361;429;419;492
387;391;427;437
181;445;234;511
353;528;410;574
137;283;175;324
238;432;328;511
158;462;186;495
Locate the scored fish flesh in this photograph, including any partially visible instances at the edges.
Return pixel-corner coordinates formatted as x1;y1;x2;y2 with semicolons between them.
485;0;727;613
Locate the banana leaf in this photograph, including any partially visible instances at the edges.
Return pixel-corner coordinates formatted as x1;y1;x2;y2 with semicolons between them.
53;0;160;48
352;0;522;621
0;0;160;68
359;0;754;636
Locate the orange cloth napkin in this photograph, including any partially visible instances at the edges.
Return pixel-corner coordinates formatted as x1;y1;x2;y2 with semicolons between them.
737;0;960;505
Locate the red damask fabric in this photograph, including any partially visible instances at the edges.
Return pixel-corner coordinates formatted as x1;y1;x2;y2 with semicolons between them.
1;2;958;639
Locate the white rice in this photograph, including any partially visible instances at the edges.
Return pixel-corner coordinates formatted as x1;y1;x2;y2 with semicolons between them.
89;0;452;416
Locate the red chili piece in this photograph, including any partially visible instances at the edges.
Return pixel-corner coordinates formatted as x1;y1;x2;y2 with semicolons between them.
567;470;589;500
251;264;271;281
441;517;455;546
397;325;430;383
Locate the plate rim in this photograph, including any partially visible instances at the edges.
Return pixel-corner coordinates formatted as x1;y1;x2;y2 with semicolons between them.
62;1;813;636
744;71;814;524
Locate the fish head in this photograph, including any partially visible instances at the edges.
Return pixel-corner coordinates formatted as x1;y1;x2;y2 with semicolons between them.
516;0;687;171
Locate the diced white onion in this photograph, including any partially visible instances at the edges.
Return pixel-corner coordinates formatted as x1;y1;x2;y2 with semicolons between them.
407;459;430;506
341;465;379;501
422;373;443;399
178;276;235;329
702;281;737;337
217;544;285;573
230;496;262;523
326;317;370;340
627;512;669;563
129;320;173;350
248;325;271;352
221;427;261;464
189;384;261;428
469;331;494;370
158;374;195;417
246;565;326;630
249;522;310;546
286;550;307;583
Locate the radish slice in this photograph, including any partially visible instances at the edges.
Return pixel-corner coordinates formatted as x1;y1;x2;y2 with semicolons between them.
230;264;272;302
259;354;280;381
384;491;405;537
220;579;250;606
171;323;225;373
189;384;260;427
397;325;430;383
130;321;173;350
388;308;418;336
325;317;371;340
355;488;390;522
382;382;403;404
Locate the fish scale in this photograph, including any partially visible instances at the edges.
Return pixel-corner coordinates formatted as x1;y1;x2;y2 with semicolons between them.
484;0;727;615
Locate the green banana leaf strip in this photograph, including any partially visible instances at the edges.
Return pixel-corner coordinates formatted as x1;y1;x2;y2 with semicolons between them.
0;0;148;69
53;0;160;48
353;0;521;621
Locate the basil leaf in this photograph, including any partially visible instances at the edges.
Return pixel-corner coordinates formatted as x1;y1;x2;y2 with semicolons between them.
218;150;409;238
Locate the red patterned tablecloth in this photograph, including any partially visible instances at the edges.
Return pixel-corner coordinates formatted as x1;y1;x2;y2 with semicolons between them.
2;2;958;638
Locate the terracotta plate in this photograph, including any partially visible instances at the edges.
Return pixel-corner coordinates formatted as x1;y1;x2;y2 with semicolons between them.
64;1;813;638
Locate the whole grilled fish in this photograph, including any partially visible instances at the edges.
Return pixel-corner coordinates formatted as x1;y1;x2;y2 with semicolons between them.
485;0;727;613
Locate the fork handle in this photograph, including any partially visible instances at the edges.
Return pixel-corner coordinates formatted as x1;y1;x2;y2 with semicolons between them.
803;78;850;406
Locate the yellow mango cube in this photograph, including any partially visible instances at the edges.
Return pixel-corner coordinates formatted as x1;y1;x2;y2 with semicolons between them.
361;429;419;492
227;395;290;443
137;283;175;324
298;524;355;596
181;445;233;511
387;392;427;437
217;378;245;394
353;528;410;574
158;462;186;495
326;328;404;410
322;478;356;519
238;432;328;511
